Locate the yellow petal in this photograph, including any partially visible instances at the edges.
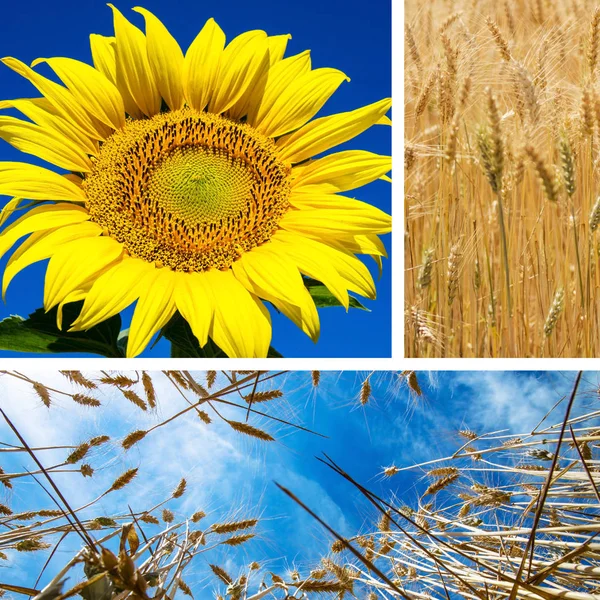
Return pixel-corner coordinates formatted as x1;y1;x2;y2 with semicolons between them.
70;257;152;331
268;236;349;309
0;116;93;172
0;98;99;155
126;267;177;358
3;221;102;299
90;34;117;83
0;162;87;202
378;114;392;125
273;230;376;299
0;202;89;263
0;198;26;228
246;50;312;127
108;4;161;117
63;173;84;186
267;34;292;65
226;53;271;121
276;98;392;163
289;192;391;230
209;30;268;115
203;269;272;358
132;7;184;111
226;34;294;121
183;18;225;112
281;206;391;236
331;233;388;258
292;150;391;193
372;254;383;277
173;272;213;349
44;236;124;310
57;288;89;331
1;57;104;140
90;34;143;119
255;67;349;138
32;57;125;131
233;248;319;342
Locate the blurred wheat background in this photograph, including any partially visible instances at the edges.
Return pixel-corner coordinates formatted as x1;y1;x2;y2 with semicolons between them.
405;0;600;357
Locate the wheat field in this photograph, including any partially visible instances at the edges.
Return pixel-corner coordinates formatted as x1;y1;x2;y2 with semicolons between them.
331;372;600;599
405;0;600;357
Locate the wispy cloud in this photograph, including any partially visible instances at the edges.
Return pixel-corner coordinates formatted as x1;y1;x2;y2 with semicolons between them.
448;371;573;433
0;371;353;589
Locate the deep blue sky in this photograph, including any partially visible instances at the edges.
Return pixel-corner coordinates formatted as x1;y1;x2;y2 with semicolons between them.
0;370;592;596
0;0;392;358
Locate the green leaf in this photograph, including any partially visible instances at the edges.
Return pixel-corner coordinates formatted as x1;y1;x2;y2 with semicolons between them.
162;312;284;358
0;302;123;357
267;346;283;358
307;284;369;311
162;313;226;358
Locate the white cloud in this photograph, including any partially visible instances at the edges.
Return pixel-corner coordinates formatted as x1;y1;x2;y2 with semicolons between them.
0;370;350;587
448;371;572;434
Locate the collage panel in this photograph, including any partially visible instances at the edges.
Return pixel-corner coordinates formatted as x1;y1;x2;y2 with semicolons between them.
0;370;598;599
0;0;391;360
4;0;596;599
405;0;600;358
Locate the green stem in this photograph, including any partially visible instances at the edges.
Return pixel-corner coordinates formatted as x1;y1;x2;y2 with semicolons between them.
496;191;512;317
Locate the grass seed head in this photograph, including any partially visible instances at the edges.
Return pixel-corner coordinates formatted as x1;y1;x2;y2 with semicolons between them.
89;435;110;447
559;136;576;197
122;389;147;411
243;390;283;403
60;371;97;389
210;565;232;585
66;442;90;464
222;533;254;546
15;538;50;552
589;196;600;231
359;377;372;405
141;371;156;409
588;6;600;76
191;510;205;522
206;371;217;388
417;247;435;289
100;374;136;387
405;23;422;71
108;468;138;492
33;383;51;407
544;288;565;337
122;430;147;450
525;145;559;202
227;421;274;442
211;519;257;534
172;478;187;498
486;17;511;61
71;393;101;407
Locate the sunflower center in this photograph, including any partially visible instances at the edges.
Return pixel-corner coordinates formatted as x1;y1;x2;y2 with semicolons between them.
147;146;254;225
83;108;291;272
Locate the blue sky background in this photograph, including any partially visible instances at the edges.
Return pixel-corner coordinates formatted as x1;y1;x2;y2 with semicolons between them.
0;0;392;358
0;370;593;596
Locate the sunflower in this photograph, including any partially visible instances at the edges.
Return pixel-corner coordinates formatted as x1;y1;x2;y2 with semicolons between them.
0;5;391;358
